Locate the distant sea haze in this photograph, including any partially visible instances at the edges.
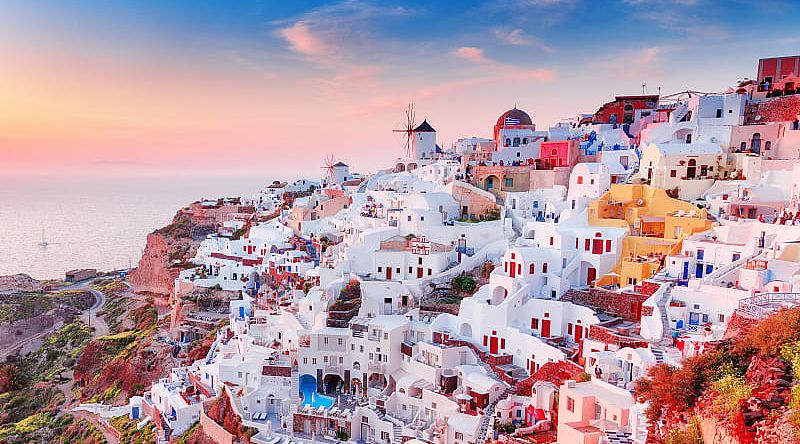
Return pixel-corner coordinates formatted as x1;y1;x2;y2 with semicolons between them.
0;173;268;280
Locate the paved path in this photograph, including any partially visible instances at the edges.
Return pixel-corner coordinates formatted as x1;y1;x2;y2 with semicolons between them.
63;278;111;338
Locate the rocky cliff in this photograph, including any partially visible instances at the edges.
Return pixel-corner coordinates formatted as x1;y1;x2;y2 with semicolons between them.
129;201;255;305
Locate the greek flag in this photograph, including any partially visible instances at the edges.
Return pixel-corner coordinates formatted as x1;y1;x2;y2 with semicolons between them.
504;116;520;125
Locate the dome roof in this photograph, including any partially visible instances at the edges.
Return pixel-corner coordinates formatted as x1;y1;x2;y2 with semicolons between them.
497;107;533;126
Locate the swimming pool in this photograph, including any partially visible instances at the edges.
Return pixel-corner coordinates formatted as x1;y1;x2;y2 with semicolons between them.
299;375;335;409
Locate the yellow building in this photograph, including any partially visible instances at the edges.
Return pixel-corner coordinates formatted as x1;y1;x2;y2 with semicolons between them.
589;184;712;287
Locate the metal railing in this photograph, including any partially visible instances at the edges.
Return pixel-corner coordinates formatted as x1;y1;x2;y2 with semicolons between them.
738;292;800;319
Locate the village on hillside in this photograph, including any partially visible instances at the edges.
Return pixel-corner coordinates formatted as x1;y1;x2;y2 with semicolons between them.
66;55;800;444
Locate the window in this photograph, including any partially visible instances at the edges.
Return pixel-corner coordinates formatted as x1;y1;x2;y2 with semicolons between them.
505;138;511;147
455;432;464;441
585;239;591;251
716;108;722;118
542;263;548;273
530;264;535;274
719;314;725;323
338;338;343;345
324;337;329;344
418;257;423;265
505;177;514;187
550;237;554;246
407;215;412;222
567;323;573;334
381;431;390;441
567;397;575;412
577;176;584;184
732;253;741;262
408;267;412;273
605;240;612;252
420;216;425;221
377;266;382;272
531;318;539;329
670;169;677;178
697;249;704;260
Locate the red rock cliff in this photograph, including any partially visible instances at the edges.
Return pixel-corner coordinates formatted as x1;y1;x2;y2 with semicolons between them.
129;202;254;305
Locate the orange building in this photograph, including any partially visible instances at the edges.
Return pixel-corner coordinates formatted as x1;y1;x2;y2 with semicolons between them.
589;184;712;287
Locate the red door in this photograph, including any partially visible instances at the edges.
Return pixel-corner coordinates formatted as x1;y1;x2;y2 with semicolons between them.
575;324;583;342
417;268;424;278
592;239;603;254
386;267;392;280
541;320;551;338
489;336;499;354
587;267;596;286
510;262;516;278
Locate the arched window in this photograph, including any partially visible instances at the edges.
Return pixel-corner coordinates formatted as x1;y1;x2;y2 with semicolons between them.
542;263;548;273
505;138;511;147
529;264;535;274
513;137;520;147
551;148;558;156
685;133;692;144
522;138;528;145
740;142;747;152
765;141;772;151
687;158;697;179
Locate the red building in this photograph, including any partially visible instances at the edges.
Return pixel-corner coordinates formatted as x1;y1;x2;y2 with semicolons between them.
757;55;800;85
538;140;578;170
592;95;659;125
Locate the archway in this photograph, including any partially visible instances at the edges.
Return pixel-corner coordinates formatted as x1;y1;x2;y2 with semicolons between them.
368;373;387;390
323;374;344;394
351;378;363;395
485;175;500;190
395;163;406;173
459;323;473;338
491;286;508;305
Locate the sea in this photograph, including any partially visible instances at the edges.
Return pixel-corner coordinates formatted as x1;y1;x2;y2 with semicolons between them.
0;173;273;280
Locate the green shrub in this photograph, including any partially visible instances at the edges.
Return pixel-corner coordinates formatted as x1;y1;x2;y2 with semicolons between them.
452;275;476;293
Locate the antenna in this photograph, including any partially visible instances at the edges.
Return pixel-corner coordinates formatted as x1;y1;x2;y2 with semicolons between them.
641;82;647;95
392;103;416;159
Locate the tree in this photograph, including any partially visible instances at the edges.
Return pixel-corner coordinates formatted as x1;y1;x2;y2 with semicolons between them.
452;275;476;293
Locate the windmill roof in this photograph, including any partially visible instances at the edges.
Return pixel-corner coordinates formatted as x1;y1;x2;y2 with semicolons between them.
333;161;348;167
413;120;436;133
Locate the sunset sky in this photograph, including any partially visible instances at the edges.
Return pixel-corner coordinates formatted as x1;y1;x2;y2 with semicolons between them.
2;0;799;178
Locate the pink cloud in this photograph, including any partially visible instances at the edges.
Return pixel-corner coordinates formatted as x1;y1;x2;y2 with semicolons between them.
276;22;327;57
454;47;487;63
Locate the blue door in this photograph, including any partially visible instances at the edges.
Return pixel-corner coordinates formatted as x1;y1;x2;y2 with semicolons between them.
676;319;684;329
682;262;689;280
131;406;139;419
239;306;245;319
706;264;714;275
695;264;703;278
689;312;700;326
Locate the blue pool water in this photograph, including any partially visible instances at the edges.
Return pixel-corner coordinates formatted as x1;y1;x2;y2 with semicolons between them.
299;375;335;409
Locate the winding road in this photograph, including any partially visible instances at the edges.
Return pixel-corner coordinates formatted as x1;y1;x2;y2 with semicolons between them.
64;278;111;337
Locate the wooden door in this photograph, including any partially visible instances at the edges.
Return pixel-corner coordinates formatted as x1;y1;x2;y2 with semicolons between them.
587;267;596;286
510;262;516;278
417;267;424;279
386;267;392;280
541;320;551;338
489;336;499;354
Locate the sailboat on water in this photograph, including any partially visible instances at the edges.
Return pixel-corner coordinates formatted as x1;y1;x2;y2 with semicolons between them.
38;227;49;247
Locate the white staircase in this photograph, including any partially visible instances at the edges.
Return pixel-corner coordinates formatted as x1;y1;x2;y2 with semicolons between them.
476;388;512;443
